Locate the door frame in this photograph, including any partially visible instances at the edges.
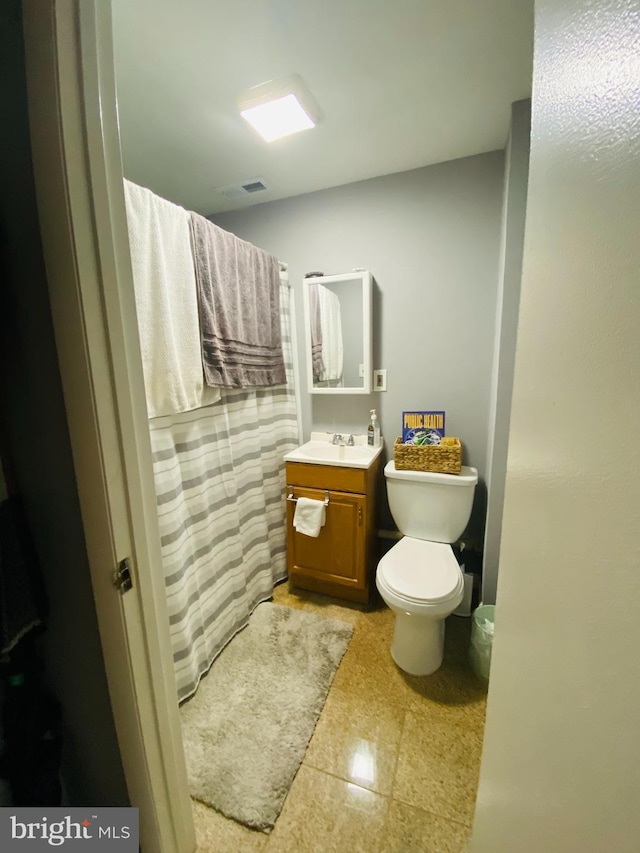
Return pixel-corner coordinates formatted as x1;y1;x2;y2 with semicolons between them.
22;1;195;850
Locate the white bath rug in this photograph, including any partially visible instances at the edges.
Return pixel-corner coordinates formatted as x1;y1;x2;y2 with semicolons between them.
179;602;352;831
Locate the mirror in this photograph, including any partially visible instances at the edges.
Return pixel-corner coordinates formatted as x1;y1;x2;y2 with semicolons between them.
302;271;372;394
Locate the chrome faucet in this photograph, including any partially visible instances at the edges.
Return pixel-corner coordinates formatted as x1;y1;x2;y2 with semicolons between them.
332;433;355;446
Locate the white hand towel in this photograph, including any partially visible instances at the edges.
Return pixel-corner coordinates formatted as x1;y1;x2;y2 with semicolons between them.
293;497;326;538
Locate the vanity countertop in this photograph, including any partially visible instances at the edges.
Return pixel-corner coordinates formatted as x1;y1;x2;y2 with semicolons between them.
284;432;383;469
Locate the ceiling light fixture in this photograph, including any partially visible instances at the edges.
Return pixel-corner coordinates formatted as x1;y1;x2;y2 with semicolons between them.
238;75;321;143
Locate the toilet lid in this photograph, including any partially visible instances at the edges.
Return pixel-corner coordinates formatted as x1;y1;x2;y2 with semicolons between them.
379;538;461;603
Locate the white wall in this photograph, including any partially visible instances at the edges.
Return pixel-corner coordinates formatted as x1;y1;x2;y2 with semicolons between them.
471;1;640;850
482;99;531;604
214;153;504;535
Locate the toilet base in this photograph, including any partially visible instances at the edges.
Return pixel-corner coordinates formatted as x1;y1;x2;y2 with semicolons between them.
390;611;446;675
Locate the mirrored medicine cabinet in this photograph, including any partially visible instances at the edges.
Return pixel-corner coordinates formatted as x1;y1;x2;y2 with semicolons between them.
302;271;372;394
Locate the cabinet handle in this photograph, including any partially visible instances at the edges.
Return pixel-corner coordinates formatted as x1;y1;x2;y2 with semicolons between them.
358;506;363;526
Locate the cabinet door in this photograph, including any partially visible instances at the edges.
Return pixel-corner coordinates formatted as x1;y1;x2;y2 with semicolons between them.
287;486;367;599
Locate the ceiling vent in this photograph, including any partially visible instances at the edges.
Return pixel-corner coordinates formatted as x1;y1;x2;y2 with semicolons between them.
242;179;268;193
215;177;270;200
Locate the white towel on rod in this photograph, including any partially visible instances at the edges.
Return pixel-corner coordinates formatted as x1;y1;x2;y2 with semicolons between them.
123;180;220;418
293;497;326;538
318;286;343;383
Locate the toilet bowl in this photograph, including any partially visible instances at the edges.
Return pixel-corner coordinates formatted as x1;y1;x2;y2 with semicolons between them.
376;461;478;675
377;537;464;674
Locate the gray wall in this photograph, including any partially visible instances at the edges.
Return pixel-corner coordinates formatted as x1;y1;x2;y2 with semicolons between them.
0;0;128;806
214;152;504;536
483;100;531;604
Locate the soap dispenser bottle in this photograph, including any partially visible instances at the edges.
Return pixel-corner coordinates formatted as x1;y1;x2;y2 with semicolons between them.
368;409;381;447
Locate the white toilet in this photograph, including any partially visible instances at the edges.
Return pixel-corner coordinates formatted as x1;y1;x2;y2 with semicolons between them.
376;461;478;675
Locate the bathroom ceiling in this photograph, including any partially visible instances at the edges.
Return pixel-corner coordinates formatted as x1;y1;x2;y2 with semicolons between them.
111;0;533;215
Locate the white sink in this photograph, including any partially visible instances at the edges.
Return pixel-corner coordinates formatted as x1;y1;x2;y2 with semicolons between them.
284;434;383;469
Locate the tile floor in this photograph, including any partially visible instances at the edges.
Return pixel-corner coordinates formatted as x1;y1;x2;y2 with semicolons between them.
193;582;487;853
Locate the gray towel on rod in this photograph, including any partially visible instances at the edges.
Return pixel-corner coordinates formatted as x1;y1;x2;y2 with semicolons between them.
189;212;286;388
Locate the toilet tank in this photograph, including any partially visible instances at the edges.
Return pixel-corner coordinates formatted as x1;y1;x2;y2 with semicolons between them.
384;461;478;543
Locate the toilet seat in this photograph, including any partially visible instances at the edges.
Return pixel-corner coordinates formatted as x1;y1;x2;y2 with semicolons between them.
378;537;462;605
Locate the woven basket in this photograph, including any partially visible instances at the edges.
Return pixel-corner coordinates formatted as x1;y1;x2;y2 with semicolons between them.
393;437;462;475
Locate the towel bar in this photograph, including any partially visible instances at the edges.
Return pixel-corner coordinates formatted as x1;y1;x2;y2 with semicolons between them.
287;487;329;506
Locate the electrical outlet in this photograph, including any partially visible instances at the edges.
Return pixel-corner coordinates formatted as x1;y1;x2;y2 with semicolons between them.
373;369;387;391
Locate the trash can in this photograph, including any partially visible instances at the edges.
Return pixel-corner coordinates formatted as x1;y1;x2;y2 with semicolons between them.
469;604;495;682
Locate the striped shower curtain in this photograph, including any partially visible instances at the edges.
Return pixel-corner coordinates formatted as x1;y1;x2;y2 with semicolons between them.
149;280;298;702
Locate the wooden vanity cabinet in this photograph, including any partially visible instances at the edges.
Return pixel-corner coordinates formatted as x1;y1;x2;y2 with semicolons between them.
285;458;380;603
